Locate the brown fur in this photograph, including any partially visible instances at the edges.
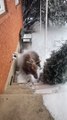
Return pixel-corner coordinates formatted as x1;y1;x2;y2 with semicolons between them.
22;51;40;79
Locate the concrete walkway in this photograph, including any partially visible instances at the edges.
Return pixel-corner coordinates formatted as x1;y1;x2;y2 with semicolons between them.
0;83;53;120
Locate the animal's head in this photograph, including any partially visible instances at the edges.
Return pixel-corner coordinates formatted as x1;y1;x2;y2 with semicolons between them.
29;51;41;68
23;54;38;79
26;59;38;79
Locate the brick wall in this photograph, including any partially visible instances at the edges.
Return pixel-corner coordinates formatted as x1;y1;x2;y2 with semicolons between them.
0;0;23;93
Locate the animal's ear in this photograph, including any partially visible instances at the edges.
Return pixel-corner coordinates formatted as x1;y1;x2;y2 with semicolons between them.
26;58;34;64
31;64;37;70
26;61;31;64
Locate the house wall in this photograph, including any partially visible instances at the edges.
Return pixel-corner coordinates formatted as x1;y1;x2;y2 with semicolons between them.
0;0;23;93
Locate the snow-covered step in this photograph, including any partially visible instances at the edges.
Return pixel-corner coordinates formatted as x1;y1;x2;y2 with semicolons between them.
30;82;67;95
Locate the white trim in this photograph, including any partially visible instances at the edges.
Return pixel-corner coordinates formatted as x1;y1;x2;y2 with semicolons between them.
4;43;20;91
15;0;19;5
0;0;5;15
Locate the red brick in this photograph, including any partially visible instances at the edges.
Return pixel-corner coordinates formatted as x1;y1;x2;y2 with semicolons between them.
0;0;23;93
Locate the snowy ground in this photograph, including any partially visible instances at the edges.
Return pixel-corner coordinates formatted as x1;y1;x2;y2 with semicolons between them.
31;23;67;120
43;92;67;120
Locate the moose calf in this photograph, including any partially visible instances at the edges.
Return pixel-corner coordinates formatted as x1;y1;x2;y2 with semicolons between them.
13;51;41;79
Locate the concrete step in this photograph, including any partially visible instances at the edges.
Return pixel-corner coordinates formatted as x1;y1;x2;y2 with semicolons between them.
0;94;54;120
4;83;33;94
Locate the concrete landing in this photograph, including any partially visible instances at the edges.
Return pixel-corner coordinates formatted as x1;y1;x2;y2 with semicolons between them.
0;94;53;120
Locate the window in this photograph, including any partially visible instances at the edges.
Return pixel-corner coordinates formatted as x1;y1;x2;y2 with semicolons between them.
15;0;20;5
0;0;5;15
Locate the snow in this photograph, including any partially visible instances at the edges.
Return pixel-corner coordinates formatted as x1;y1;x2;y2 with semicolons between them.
32;24;67;59
31;23;67;120
16;72;37;84
43;92;67;120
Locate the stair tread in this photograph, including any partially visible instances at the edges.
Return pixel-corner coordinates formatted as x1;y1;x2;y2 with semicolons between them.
5;83;33;94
